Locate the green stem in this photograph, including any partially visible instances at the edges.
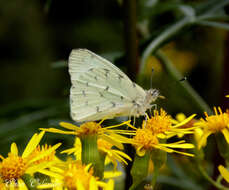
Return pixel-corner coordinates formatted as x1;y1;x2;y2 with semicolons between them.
140;0;229;74
140;16;192;73
151;166;159;189
81;135;105;179
197;163;229;190
155;50;212;114
22;174;39;190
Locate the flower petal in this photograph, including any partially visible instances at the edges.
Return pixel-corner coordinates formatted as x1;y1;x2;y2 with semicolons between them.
22;131;45;158
40;128;76;135
59;122;79;130
104;171;122;178
28;143;61;164
198;131;212;149
173;114;196;128
218;165;229;183
136;146;146;157
161;143;194;149
18;178;28;190
222;128;229;144
10;143;18;156
105;179;114;190
89;177;97;190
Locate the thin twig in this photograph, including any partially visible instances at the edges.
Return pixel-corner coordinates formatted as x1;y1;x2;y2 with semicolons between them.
123;0;139;81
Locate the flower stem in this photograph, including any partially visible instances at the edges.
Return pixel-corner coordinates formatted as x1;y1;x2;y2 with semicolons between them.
155;50;212;115
197;163;229;190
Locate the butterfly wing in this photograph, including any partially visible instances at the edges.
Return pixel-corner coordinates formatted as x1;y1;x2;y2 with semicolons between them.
69;49;146;121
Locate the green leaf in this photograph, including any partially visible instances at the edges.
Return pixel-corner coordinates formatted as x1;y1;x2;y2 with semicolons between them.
197;20;229;30
158;175;204;190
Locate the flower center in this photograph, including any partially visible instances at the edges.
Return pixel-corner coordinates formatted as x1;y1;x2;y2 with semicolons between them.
79;122;102;135
145;109;171;135
0;153;27;180
133;129;159;150
28;144;56;164
204;112;229;132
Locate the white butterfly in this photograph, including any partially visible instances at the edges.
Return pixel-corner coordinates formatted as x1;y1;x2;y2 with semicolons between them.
68;49;160;122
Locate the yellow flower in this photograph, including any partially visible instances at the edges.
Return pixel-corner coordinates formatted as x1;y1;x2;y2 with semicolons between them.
97;138;132;169
195;107;229;149
28;144;62;165
61;137;82;160
62;137;132;170
37;161;115;190
144;109;196;138
132;128;194;157
218;165;229;183
40;120;134;150
0;131;61;189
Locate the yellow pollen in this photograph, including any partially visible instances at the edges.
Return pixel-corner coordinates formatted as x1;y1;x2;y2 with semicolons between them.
63;163;94;190
202;107;229;133
133;129;159;150
79;122;102;135
0;153;27;180
145;109;171;135
97;139;112;150
29;144;55;164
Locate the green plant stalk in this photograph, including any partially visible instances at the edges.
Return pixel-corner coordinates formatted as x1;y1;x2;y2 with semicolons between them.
150;147;167;188
140;0;229;74
155;50;212;114
197;162;229;190
140;16;191;73
130;151;151;190
22;174;39;190
215;133;229;164
81;135;105;179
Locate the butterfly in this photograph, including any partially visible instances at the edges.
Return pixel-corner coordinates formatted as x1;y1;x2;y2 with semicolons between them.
68;49;160;122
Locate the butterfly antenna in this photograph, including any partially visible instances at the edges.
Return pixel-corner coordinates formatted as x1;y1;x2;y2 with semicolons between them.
150;68;154;89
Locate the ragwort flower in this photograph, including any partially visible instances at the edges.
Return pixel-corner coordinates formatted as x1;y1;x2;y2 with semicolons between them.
37;161;115;190
40;120;134;151
131;128;194;157
144;108;196;138
195;107;229;149
62;137;132;170
0;131;61;189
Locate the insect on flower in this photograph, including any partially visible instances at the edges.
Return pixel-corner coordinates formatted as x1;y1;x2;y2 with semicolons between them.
68;49;161;122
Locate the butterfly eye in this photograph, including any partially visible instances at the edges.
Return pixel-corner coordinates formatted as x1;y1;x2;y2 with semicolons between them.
150;89;159;96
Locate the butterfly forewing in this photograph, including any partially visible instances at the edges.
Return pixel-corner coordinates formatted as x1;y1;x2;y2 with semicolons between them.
69;49;146;121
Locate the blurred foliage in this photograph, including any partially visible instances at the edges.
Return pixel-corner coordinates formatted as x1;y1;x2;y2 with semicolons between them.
0;0;229;189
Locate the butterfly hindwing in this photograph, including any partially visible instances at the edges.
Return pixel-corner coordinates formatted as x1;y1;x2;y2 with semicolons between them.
69;49;147;121
70;82;133;121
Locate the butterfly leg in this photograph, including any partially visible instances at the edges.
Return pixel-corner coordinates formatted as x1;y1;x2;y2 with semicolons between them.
149;108;152;117
151;104;157;111
129;108;136;126
142;114;148;128
133;116;136;126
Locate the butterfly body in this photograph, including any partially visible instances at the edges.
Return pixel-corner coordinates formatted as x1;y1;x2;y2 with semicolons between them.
69;49;159;122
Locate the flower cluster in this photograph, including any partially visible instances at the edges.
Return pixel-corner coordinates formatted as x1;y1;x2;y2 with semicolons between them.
2;100;229;189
